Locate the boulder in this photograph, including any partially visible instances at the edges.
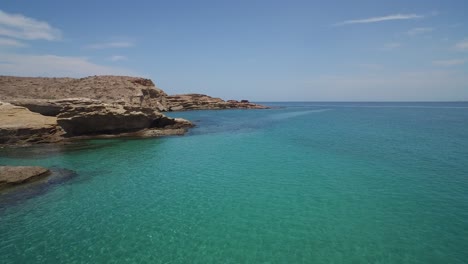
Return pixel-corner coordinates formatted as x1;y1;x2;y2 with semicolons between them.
0;166;50;190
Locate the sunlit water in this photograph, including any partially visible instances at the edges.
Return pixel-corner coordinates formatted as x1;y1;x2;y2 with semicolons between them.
1;102;468;263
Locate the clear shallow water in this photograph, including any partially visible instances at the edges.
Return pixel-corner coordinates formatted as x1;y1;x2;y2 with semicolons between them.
1;102;468;263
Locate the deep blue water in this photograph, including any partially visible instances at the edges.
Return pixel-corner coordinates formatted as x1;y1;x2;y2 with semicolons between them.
1;102;468;263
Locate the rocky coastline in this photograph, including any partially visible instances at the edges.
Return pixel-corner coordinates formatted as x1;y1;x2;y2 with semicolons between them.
0;75;268;190
165;94;268;111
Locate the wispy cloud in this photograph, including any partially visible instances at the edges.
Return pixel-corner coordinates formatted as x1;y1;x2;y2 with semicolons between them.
455;39;468;51
0;9;61;40
85;41;134;49
0;53;137;77
407;27;433;36
433;59;466;66
382;42;402;50
336;13;423;26
0;37;26;47
109;55;127;61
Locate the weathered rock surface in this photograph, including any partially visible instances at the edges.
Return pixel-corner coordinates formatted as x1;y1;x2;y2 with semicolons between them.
7;99;65;116
0;102;64;146
0;99;192;146
0;166;50;190
1;75;268;112
0;75;268;146
166;94;268;111
0;75;168;111
55;98;192;136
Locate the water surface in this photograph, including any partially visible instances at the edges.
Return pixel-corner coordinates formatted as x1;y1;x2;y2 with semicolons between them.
1;102;468;263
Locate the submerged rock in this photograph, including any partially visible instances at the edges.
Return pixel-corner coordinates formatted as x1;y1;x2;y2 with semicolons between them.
0;166;50;190
0;167;78;207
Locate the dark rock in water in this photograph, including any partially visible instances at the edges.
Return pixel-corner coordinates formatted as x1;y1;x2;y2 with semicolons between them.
0;166;50;190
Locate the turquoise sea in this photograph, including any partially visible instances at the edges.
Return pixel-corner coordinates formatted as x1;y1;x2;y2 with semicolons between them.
1;102;468;263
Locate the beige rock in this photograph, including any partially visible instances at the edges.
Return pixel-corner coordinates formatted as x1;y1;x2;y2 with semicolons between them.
0;166;50;190
0;75;168;110
55;98;193;136
0;102;64;146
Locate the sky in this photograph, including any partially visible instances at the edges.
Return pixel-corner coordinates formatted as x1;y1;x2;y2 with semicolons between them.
0;0;467;101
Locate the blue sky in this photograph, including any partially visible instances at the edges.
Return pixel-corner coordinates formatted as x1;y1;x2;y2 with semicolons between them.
0;0;467;101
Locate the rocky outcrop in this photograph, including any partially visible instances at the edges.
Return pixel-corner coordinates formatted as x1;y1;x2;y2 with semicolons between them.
0;75;267;146
55;98;192;136
0;76;268;112
0;102;64;146
0;166;50;190
0;99;193;147
0;75;168;111
7;99;64;116
166;94;268;111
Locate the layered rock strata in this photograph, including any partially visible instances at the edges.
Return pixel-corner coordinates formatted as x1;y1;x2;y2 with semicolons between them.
166;94;268;111
0;102;64;146
0;75;168;111
0;99;193;147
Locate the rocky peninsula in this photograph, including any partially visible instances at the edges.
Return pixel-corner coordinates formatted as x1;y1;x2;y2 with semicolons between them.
0;75;267;147
0;75;267;190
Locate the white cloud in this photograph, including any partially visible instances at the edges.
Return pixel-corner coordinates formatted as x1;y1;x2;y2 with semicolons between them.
0;37;26;47
0;9;61;40
109;55;127;61
407;27;433;36
433;59;466;66
0;53;137;77
455;39;468;51
336;14;423;26
382;42;402;50
85;41;134;49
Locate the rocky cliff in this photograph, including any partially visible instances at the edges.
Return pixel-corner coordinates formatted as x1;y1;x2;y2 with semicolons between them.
0;75;268;146
0;75;168;111
0;76;268;112
0;99;193;147
0;102;64;145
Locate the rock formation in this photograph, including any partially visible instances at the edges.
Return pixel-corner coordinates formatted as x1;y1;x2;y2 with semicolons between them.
0;75;268;146
0;166;50;190
0;76;268;112
0;99;192;147
0;75;168;111
54;98;192;136
166;94;268;111
0;102;64;146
